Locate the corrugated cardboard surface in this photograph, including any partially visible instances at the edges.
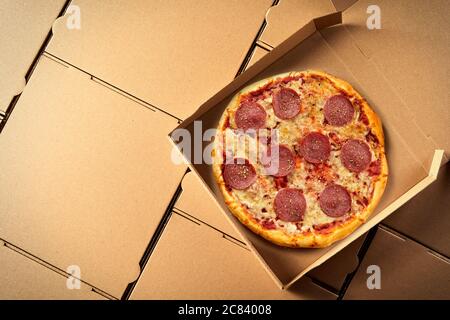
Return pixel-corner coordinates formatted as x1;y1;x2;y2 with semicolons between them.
130;213;337;300
0;55;186;298
246;46;269;69
46;0;273;119
260;0;336;48
344;227;450;299
175;172;242;241
0;0;66;112
0;240;105;300
383;163;450;257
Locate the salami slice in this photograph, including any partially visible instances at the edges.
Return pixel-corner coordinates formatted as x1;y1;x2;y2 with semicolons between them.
263;144;295;177
272;87;301;120
319;184;351;217
341;139;372;173
323;95;354;126
300;132;331;164
223;158;257;190
274;188;306;222
235;101;266;131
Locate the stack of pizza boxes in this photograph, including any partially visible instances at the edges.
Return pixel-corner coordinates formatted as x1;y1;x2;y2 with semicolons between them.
0;0;448;299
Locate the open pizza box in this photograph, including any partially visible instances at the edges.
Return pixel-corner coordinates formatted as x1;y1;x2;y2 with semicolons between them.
169;0;449;290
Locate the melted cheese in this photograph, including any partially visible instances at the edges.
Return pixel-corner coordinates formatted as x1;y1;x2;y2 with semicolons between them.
220;74;378;234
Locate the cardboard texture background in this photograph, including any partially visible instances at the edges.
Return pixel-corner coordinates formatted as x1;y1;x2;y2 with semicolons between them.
344;226;450;299
0;0;66;113
0;240;105;300
383;163;450;257
170;6;446;288
131;213;337;300
1;0;448;299
0;54;186;298
46;0;274;120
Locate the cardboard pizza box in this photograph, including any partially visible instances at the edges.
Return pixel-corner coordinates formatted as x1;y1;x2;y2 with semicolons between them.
0;239;107;300
174;172;242;241
0;0;66;114
343;226;450;299
246;46;270;69
0;54;186;299
45;0;274;120
130;213;337;300
170;2;447;290
382;162;450;257
259;0;340;49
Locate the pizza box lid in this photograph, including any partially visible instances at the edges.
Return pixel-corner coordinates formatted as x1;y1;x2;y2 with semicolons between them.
0;0;66;114
0;239;106;300
169;7;446;289
130;213;337;300
45;0;273;120
343;226;450;299
0;54;186;299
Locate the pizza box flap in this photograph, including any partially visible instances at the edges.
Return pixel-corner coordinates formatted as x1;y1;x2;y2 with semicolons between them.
45;0;273;120
344;226;450;299
259;0;338;48
0;0;66;113
169;8;445;288
383;163;450;257
175;172;242;241
0;54;186;298
0;240;106;300
130;213;337;300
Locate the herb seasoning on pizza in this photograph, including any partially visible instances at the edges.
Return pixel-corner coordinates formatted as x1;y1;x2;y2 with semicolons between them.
212;70;388;248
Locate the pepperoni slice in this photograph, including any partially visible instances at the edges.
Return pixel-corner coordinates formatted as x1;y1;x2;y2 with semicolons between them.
300;132;331;164
341;139;372;173
223;158;257;190
274;188;306;222
272;88;301;120
319;184;351;217
262;145;295;177
323;95;354;126
235;101;266;131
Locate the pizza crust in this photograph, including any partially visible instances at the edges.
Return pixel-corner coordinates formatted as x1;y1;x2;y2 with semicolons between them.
213;70;388;248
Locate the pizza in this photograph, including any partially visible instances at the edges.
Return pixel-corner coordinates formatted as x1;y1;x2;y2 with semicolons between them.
212;70;388;248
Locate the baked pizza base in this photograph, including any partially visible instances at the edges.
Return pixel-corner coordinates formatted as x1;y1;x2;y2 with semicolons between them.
212;70;388;248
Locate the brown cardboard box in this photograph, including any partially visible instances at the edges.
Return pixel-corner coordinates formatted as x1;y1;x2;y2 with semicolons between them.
0;0;66;113
130;213;337;300
174;172;242;241
383;163;450;257
259;0;338;48
246;46;270;69
0;240;106;300
0;54;186;298
45;0;274;120
170;2;447;289
344;226;450;299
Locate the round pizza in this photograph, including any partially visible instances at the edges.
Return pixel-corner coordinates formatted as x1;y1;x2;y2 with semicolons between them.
212;70;388;248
